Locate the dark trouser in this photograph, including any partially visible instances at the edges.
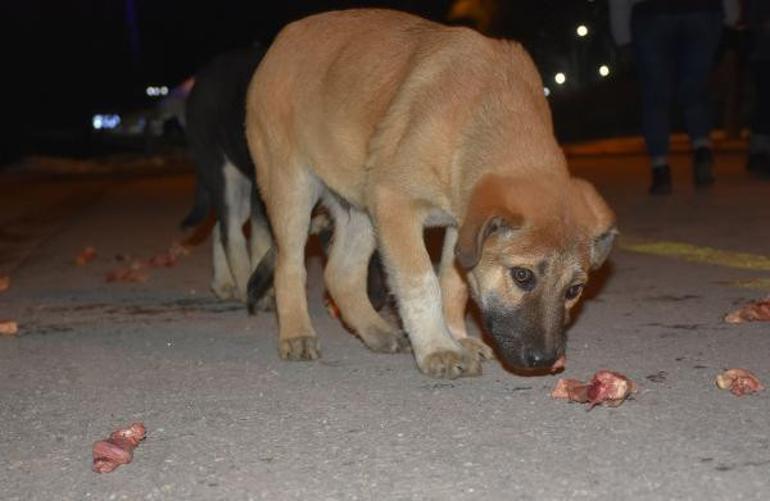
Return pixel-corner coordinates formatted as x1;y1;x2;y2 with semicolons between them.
752;60;770;140
631;10;723;163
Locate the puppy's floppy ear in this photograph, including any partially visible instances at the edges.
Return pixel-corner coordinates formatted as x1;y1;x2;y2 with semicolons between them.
571;178;618;270
456;210;523;270
590;228;618;270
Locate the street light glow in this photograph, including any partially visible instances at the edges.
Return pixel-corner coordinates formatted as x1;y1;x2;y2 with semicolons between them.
599;65;610;77
146;85;169;97
554;72;566;85
92;114;121;130
576;25;588;37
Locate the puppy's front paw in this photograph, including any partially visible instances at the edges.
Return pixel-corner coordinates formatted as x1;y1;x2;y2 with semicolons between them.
458;337;495;361
420;348;481;379
279;336;320;361
361;327;411;354
211;281;237;301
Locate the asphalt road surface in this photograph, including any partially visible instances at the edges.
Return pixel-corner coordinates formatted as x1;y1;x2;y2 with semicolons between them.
1;143;769;500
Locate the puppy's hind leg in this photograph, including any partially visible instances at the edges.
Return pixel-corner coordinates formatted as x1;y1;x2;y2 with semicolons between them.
323;196;408;353
265;163;321;361
221;159;253;302
211;222;237;300
248;186;273;270
248;183;275;311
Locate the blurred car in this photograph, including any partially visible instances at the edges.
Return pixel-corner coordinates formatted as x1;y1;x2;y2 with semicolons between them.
91;77;194;151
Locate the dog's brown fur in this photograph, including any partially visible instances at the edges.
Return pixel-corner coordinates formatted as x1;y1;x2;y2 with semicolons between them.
245;9;617;377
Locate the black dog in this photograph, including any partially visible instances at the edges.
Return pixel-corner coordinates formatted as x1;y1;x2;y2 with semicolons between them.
182;46;387;311
182;46;272;304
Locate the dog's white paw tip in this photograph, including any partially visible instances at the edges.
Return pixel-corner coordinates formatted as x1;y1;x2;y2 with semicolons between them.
279;337;320;361
421;350;481;379
361;328;411;354
458;337;495;361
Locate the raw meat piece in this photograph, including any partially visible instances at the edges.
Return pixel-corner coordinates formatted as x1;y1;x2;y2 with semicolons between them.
168;242;191;258
92;422;146;473
715;368;764;396
75;246;97;266
145;250;178;268
145;243;189;268
550;355;566;373
324;295;341;320
724;297;770;323
106;242;191;282
0;320;18;336
586;371;637;408
105;265;149;283
550;378;588;402
551;370;637;409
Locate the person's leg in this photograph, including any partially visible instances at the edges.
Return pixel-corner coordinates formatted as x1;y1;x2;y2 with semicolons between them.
632;12;677;193
677;10;724;185
748;60;770;174
752;61;770;138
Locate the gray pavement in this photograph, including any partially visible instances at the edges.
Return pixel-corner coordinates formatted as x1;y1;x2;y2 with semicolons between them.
1;148;769;500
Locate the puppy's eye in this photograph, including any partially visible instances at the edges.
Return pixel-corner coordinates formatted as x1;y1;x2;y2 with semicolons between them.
511;267;535;290
565;284;583;300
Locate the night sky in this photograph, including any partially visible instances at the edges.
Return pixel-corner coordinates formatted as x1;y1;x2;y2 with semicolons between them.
1;0;617;161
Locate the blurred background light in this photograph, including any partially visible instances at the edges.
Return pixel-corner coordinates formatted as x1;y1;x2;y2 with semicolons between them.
92;114;121;130
145;86;168;97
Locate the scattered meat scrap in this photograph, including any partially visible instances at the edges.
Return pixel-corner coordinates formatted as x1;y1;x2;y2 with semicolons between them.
105;242;191;283
105;261;149;283
324;294;341;319
146;250;179;268
114;253;133;262
0;320;19;336
75;246;98;266
715;368;764;396
550;355;566;373
0;275;9;293
551;378;588;402
724;297;770;323
92;422;146;473
168;241;191;258
551;370;637;409
146;243;190;268
181;216;215;247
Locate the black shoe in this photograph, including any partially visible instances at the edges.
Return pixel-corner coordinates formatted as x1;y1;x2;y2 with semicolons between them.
649;165;672;195
746;152;770;176
693;146;715;187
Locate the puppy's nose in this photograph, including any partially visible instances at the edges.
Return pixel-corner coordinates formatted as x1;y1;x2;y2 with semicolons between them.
523;349;558;369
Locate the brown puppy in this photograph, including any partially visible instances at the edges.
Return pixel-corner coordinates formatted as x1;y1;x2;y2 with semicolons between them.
245;9;617;378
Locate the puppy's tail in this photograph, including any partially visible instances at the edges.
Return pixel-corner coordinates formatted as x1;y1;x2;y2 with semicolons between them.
180;181;210;229
247;246;276;315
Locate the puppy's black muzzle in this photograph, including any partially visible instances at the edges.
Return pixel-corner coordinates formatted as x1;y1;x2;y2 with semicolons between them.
483;301;565;371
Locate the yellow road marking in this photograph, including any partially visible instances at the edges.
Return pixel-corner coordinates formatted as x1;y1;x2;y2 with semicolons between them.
619;239;770;272
724;278;770;291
